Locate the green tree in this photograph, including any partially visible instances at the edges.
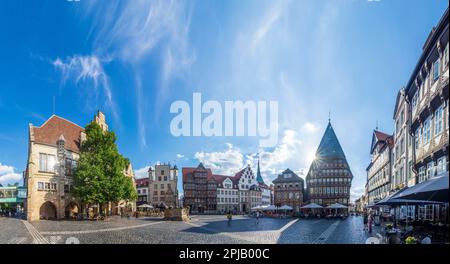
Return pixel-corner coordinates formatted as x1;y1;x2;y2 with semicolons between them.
73;122;137;214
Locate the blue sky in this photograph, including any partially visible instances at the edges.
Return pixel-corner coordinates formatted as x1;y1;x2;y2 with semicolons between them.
0;0;448;201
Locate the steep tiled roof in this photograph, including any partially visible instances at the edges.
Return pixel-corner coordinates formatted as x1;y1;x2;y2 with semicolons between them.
315;122;346;158
135;178;149;187
30;115;84;153
182;164;216;182
374;130;391;142
272;168;304;184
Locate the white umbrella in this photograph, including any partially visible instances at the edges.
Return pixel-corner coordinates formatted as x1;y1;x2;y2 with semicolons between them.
251;206;261;210
301;203;323;209
326;203;347;209
263;205;277;211
137;204;153;208
279;205;293;210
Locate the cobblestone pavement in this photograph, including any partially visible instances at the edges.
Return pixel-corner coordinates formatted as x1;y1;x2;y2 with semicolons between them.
1;215;382;244
0;217;33;244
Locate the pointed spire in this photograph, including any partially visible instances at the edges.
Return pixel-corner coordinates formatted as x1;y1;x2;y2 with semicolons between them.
256;157;264;184
315;121;346;158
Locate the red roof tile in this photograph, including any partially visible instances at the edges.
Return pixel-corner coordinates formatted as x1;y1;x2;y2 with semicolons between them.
374;130;391;142
31;115;84;153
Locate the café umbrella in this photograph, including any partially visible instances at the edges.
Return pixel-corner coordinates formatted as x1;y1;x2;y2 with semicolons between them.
301;203;323;209
279;205;293;210
262;205;277;211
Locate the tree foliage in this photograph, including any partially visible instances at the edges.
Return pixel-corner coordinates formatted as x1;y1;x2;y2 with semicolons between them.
73;122;137;206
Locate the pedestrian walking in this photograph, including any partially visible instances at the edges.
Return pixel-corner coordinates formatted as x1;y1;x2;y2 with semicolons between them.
256;211;260;225
227;211;232;226
363;212;368;231
368;212;373;233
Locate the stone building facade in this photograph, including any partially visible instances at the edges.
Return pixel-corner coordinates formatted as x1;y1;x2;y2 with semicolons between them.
273;169;304;212
306;122;353;207
148;164;178;208
24;111;135;221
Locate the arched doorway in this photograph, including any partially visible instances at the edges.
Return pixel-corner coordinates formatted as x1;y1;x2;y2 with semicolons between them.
39;201;57;220
65;202;79;219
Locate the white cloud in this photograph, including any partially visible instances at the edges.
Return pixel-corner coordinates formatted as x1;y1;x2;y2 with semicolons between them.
302;122;318;133
53;55;117;120
0;163;22;186
134;166;150;179
194;143;245;176
176;154;184;158
350;184;366;203
193;129;311;184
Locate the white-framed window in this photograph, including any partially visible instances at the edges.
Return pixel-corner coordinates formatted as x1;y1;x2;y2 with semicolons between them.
39;153;56;173
436;156;447;174
444;42;449;67
37;182;44;191
434;106;443;136
412;92;418;112
423;117;431;143
419;166;426;183
418;205;434;221
415;127;421;150
426;162;434;180
433;59;440;81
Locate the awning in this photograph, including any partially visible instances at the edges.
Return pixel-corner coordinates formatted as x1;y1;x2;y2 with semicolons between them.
391;173;449;203
375;187;409;206
376;198;444;206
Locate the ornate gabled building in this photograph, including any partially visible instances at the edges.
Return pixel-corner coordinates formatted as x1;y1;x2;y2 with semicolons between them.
306;121;353;207
235;165;260;213
273;168;304;212
182;163;217;213
366;130;394;204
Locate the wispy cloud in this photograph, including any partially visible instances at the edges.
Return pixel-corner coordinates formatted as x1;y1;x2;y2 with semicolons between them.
251;5;282;49
79;0;195;148
52;55;118;121
0;162;22;186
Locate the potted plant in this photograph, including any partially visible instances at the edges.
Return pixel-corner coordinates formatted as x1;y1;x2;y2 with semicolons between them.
405;236;417;244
